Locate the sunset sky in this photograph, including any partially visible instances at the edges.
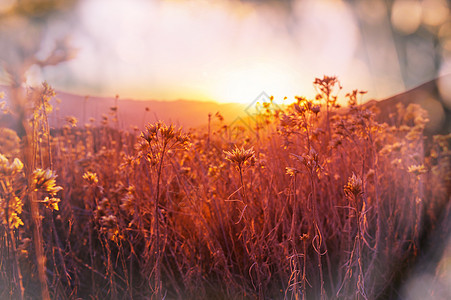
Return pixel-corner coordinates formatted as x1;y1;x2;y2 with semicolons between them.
1;0;450;104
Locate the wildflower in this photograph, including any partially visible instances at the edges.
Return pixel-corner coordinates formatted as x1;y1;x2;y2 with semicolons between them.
8;212;24;228
294;103;306;114
215;111;224;122
300;233;310;241
99;214;121;242
391;158;403;168
286;167;300;177
65;116;78;127
140;121;190;151
208;166;219;177
310;105;321;115
279;113;294;127
224;146;255;170
344;173;362;198
0;154;23;175
83;171;99;185
380;142;403;155
100;214;117;228
32;168;63;195
0;196;24;228
406;126;423;141
42;196;61;211
407;164;427;176
433;133;451;151
120;193;135;215
291;148;321;174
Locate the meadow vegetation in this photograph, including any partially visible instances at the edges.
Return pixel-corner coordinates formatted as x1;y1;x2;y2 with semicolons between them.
0;76;450;299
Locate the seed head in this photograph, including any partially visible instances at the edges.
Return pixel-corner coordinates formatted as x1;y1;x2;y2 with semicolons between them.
42;196;61;211
33;168;63;195
407;164;427;176
83;171;99;185
344;173;362;198
224;146;255;169
0;155;23;175
286;167;300;177
65;116;78;127
140;121;190;149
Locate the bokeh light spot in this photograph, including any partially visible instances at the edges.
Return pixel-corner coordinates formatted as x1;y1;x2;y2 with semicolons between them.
391;0;422;35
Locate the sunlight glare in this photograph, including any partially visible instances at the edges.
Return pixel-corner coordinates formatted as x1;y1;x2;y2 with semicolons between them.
211;63;309;105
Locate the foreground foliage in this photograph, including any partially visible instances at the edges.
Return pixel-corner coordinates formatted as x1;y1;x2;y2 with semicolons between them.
0;77;450;299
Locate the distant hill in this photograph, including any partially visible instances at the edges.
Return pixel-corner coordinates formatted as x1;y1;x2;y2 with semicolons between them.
1;76;450;135
49;91;249;130
364;75;451;135
0;87;248;131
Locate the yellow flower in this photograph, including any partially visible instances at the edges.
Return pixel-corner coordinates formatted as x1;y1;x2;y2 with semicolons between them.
0;196;24;228
9;212;24;228
286;167;300;177
407;164;427;176
33;168;63;195
82;171;99;185
42;197;61;211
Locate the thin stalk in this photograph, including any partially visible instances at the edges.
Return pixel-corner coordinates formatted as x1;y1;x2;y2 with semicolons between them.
310;173;325;300
15;86;51;300
239;165;246;201
153;142;167;299
302;236;307;300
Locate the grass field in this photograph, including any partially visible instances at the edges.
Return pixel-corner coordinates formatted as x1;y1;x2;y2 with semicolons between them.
0;77;450;299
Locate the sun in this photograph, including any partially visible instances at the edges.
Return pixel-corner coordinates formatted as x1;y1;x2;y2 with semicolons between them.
209;63;310;105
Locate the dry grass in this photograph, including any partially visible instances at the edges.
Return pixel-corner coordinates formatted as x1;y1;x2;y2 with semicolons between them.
0;77;450;299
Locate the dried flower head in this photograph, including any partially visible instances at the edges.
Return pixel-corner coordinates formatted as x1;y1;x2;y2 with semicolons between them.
286;167;300;177
291;148;321;174
407;164;427;176
83;171;99;185
120;185;136;215
65;116;78;127
139;122;190;162
0;196;24;228
33;168;63;195
42;196;61;211
344;173;362;198
0;155;23;176
311;105;321;115
224;146;255;169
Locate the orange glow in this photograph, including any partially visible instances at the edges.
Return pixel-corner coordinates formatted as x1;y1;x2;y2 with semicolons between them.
208;63;311;104
40;0;368;104
2;0;448;105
